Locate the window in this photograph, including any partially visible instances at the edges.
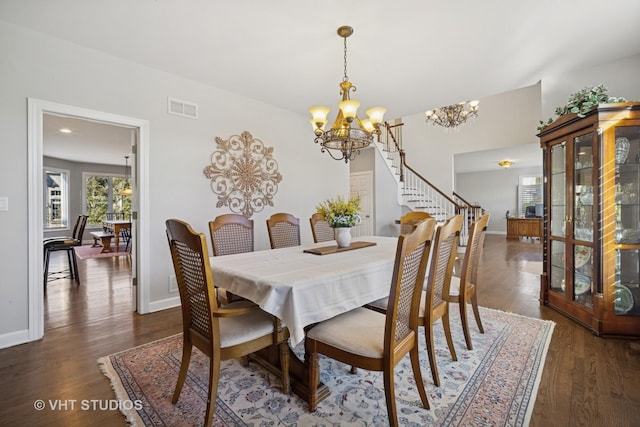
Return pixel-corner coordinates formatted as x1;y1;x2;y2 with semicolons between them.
518;175;543;218
44;167;69;229
83;172;131;225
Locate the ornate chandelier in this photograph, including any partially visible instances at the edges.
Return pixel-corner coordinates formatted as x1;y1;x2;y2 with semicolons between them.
425;100;479;129
309;26;386;163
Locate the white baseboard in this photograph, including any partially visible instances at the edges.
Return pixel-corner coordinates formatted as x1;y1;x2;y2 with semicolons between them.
0;328;32;350
148;296;180;313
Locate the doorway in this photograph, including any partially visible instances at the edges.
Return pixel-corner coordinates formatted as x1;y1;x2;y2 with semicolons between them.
350;171;374;237
27;99;150;342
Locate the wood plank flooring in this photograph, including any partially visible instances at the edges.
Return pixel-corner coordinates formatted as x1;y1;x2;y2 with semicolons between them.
0;236;638;426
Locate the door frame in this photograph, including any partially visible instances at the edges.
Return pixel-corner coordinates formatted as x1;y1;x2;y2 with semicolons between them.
27;98;150;341
350;171;374;237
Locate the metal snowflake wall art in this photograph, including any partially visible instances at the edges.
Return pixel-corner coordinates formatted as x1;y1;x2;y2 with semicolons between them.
203;131;282;218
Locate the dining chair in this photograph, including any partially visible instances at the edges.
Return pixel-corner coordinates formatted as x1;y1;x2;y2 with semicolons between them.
121;226;132;253
418;214;463;386
305;218;436;425
399;211;433;235
208;213;254;304
43;214;88;292
209;213;254;256
166;219;290;427
367;214;463;387
266;212;300;249
309;212;334;243
446;213;490;350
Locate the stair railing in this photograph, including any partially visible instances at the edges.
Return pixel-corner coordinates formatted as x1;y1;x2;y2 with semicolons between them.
380;123;470;244
453;191;485;245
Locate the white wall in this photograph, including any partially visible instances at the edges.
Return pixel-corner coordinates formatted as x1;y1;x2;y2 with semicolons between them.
541;54;640;120
456;166;543;234
0;21;347;345
401;84;543;195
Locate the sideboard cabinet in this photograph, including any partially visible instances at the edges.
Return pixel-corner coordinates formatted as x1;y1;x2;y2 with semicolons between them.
538;102;640;337
506;218;542;239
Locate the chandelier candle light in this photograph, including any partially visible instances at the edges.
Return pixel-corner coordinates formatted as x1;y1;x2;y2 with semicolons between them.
309;26;386;163
425;100;479;129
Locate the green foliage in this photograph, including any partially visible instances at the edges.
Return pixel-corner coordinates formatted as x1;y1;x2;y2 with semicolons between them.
316;195;362;228
86;175;131;225
538;84;627;131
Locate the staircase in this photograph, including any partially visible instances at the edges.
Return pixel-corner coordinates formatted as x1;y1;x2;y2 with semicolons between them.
375;122;483;245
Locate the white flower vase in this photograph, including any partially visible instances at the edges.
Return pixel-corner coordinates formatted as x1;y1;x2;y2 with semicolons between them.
335;227;352;248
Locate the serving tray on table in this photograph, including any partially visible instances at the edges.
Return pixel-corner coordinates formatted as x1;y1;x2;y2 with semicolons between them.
303;241;377;255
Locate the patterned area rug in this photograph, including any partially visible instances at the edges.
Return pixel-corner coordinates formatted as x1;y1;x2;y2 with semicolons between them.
75;244;130;260
99;307;554;426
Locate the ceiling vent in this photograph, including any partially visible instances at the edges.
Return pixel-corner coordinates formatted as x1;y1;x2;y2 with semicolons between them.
168;97;198;119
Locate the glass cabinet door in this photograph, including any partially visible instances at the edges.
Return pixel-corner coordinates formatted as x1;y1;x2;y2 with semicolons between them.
549;142;566;295
550;143;566;237
550;240;565;294
572;133;595;308
614;126;640;316
574;133;594;243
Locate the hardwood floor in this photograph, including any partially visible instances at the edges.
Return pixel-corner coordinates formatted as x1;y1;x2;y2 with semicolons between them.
0;236;639;426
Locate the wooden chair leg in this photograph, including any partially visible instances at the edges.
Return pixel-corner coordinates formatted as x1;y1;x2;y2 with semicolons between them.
71;249;80;284
470;291;484;334
203;356;220;427
424;323;440;387
442;309;458;361
383;369;398;427
43;248;50;293
409;344;430;409
172;341;193;403
66;249;74;279
459;297;473;350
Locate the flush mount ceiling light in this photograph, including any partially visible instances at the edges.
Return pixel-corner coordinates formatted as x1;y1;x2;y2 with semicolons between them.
425;100;479;129
309;26;386;163
498;160;514;169
59;128;72;133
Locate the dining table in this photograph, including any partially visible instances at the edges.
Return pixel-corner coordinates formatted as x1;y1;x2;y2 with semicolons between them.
102;219;131;249
210;235;399;401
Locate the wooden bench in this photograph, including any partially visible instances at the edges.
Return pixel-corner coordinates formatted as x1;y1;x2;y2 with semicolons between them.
91;231;115;253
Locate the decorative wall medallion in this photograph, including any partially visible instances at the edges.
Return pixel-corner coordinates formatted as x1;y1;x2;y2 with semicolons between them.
203;131;282;218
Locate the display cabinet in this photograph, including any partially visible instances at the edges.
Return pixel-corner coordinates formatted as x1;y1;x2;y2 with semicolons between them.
538;102;640;337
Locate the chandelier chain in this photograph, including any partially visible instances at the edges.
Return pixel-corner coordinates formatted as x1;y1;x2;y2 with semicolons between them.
342;36;349;83
309;25;386;163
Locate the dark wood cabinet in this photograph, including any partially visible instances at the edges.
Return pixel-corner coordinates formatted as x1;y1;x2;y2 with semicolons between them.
506;218;542;239
538;102;640;337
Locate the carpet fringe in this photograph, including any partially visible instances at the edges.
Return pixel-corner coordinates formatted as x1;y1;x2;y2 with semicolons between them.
479;305;557;325
98;356;144;427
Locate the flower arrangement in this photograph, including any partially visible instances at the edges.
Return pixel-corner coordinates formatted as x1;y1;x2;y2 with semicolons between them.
316;195;362;228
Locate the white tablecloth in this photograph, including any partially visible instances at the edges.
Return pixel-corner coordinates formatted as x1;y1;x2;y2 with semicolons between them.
210;236;398;344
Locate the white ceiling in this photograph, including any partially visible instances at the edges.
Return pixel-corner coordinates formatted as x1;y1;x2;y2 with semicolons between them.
454;143;543;174
4;0;640;169
43;114;133;166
